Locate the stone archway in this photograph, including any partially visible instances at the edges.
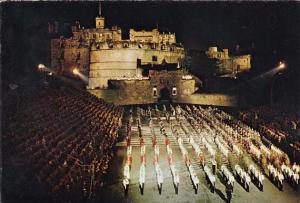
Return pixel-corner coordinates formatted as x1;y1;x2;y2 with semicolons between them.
158;86;171;102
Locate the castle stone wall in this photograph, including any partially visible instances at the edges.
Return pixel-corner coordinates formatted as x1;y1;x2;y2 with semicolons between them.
50;16;185;89
206;46;251;74
129;29;176;44
175;94;238;106
51;39;90;74
88;48;184;88
88;88;237;107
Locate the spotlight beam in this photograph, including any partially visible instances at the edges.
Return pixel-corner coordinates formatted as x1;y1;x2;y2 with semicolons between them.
38;64;54;74
73;68;88;83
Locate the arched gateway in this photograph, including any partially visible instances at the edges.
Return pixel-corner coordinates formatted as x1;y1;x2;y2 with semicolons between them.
158;87;171;102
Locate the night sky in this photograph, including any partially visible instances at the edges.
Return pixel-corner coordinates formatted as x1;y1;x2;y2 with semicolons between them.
1;1;300;90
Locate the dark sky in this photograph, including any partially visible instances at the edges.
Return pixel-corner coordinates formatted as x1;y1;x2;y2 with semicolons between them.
1;1;300;83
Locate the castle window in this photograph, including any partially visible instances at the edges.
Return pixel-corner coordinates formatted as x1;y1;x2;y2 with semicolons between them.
153;87;157;97
152;56;157;62
172;87;177;96
123;42;129;48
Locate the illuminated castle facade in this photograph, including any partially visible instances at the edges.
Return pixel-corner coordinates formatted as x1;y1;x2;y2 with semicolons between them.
206;47;251;75
50;11;185;89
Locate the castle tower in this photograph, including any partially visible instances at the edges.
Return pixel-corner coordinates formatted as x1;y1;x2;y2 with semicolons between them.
96;2;105;29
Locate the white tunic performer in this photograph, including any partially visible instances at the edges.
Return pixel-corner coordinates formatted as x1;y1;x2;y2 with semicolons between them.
154;144;160;156
170;164;180;187
124;163;130;180
139;164;146;189
167;145;172;155
123;178;129;192
204;165;216;192
258;174;265;191
155;164;164;191
188;164;199;191
127;146;132;156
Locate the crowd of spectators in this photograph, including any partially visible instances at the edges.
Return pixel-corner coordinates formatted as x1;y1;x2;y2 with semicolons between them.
239;103;300;163
3;85;123;201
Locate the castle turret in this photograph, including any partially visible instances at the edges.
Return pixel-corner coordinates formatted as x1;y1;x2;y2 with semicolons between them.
96;17;105;29
96;2;105;29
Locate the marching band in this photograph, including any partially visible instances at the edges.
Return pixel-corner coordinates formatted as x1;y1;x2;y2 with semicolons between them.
121;104;299;200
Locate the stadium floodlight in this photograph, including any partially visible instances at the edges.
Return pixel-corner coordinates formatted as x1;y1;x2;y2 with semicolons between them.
278;61;286;69
38;64;54;73
72;68;88;83
38;64;46;70
73;68;79;75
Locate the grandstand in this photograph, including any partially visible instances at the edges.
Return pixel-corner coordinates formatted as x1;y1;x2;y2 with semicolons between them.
2;81;123;202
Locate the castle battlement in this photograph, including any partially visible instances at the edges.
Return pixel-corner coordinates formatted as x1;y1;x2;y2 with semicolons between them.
89;40;184;53
205;46;251;75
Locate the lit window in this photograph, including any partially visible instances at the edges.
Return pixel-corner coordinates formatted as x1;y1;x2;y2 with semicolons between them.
123;43;129;48
153;87;157;97
172;87;177;96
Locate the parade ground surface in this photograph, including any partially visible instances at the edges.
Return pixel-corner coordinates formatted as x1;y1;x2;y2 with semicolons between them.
100;106;300;203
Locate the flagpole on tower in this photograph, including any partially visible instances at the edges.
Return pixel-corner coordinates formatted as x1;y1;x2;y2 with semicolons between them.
99;1;102;17
95;1;104;29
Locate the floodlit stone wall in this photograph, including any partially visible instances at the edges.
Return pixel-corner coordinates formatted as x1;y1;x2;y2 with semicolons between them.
206;46;251;74
129;29;176;44
88;88;237;106
232;55;251;71
88;46;184;88
87;69;236;107
51;39;90;74
96;69;197;104
175;94;238;106
206;47;229;60
50;16;185;89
